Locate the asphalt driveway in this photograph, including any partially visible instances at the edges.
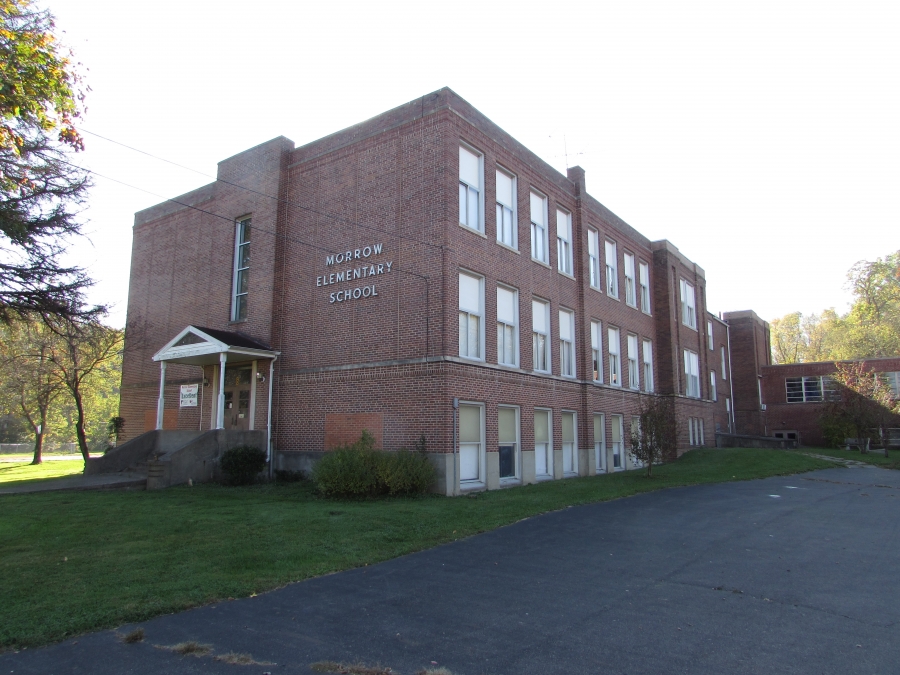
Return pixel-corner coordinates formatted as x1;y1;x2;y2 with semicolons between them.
3;465;899;675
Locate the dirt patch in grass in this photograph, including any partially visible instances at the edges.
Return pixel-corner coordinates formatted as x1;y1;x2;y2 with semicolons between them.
310;661;393;674
158;641;212;657
117;627;144;643
214;651;273;665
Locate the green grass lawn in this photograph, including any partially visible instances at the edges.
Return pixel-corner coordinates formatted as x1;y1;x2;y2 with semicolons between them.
795;445;900;469
0;460;84;486
0;448;833;651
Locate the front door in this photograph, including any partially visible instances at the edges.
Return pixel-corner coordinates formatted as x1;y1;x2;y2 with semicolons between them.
223;366;252;431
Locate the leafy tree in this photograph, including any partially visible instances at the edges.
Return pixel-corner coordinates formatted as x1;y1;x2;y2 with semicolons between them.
629;395;679;477
1;0;99;322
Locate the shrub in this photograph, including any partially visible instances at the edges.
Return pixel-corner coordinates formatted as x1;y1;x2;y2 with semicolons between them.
220;445;267;485
313;431;435;498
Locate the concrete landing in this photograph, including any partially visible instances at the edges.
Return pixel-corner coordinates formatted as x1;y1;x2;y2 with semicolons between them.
0;472;146;495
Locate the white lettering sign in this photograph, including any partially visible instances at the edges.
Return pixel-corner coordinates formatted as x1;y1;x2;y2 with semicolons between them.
180;384;199;407
317;242;392;305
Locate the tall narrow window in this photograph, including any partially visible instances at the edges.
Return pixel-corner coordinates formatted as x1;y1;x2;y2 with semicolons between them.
684;349;700;398
556;209;573;275
710;370;718;402
588;229;601;289
562;411;577;476
721;346;727;381
680;279;696;329
608;327;621;386
496;168;516;248
532;299;550;372
707;320;714;350
459;145;482;232
642;339;654;392
627;334;639;390
459;403;484;485
459;272;483;360
498;406;519;481
591;320;603;383
497;286;518;366
639;262;650;313
231;217;251;321
530;191;548;263
534;408;552;478
605;240;618;297
610;414;623;470
559;309;575;378
594;413;606;473
623;252;636;307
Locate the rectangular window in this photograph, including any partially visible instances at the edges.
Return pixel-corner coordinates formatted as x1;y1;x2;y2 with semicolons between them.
627;334;639;390
623;252;636;307
594;413;606;473
530;191;548;263
610;414;624;469
707;321;714;350
459;145;482;232
459;403;484;485
639;262;650;313
785;376;832;403
458;272;484;360
497;286;518;367
680;279;696;329
642;339;654;392
495;168;516;248
588;229;601;289
721;346;727;380
562;411;577;476
605;240;618;297
710;370;718;402
231;217;251;322
591;320;603;383
556;209;573;275
498;406;519;481
608;327;621;386
534;408;553;478
887;372;900;397
532;298;550;372
688;418;704;446
559;309;575;378
684;349;700;398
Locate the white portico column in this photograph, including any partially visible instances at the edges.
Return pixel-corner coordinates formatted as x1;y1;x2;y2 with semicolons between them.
155;361;167;430
216;352;227;429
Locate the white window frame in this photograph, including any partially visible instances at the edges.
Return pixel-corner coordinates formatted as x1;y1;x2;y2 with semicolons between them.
721;346;728;381
887;372;900;398
559;308;575;378
458;402;485;488
680;278;697;329
605;240;618;298
530;190;549;264
688;417;705;447
707;321;714;350
532;298;551;373
556;208;573;276
534;407;553;480
642;339;654;392
627;334;639;390
495;167;517;249
639;261;650;313
684;349;700;398
231;216;251;322
785;376;835;403
591;320;603;383
588;229;601;290
562;410;578;477
623;252;636;307
496;285;519;367
594;413;607;474
610;414;624;470
710;370;718;402
498;405;520;483
608;327;621;387
458;271;484;361
459;144;483;233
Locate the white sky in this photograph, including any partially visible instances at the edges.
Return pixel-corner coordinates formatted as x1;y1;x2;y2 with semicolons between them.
48;0;899;328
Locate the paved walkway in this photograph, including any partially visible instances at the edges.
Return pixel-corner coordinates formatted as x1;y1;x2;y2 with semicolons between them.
0;471;146;495
801;452;881;468
2;466;899;674
0;454;86;463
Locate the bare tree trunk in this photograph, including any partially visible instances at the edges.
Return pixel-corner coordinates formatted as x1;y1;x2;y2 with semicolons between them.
72;379;90;461
31;429;44;465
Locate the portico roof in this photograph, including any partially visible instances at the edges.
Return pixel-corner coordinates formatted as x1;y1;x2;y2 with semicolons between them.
153;326;278;366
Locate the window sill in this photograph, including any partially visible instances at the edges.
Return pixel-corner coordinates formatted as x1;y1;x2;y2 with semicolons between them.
626;301;639;310
558;270;575;280
459;223;487;238
531;257;551;269
228;319;248;325
459;355;485;363
607;295;621;303
589;285;604;294
496;241;520;254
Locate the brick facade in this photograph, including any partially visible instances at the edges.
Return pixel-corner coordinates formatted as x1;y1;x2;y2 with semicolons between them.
119;88;739;493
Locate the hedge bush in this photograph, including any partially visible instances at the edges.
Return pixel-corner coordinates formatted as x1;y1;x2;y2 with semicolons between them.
219;445;267;485
313;431;435;498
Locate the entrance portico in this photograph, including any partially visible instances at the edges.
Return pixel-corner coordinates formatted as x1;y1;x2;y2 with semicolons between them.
152;326;279;458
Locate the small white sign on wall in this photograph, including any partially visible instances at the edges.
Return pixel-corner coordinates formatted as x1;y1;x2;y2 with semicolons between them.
180;384;199;407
